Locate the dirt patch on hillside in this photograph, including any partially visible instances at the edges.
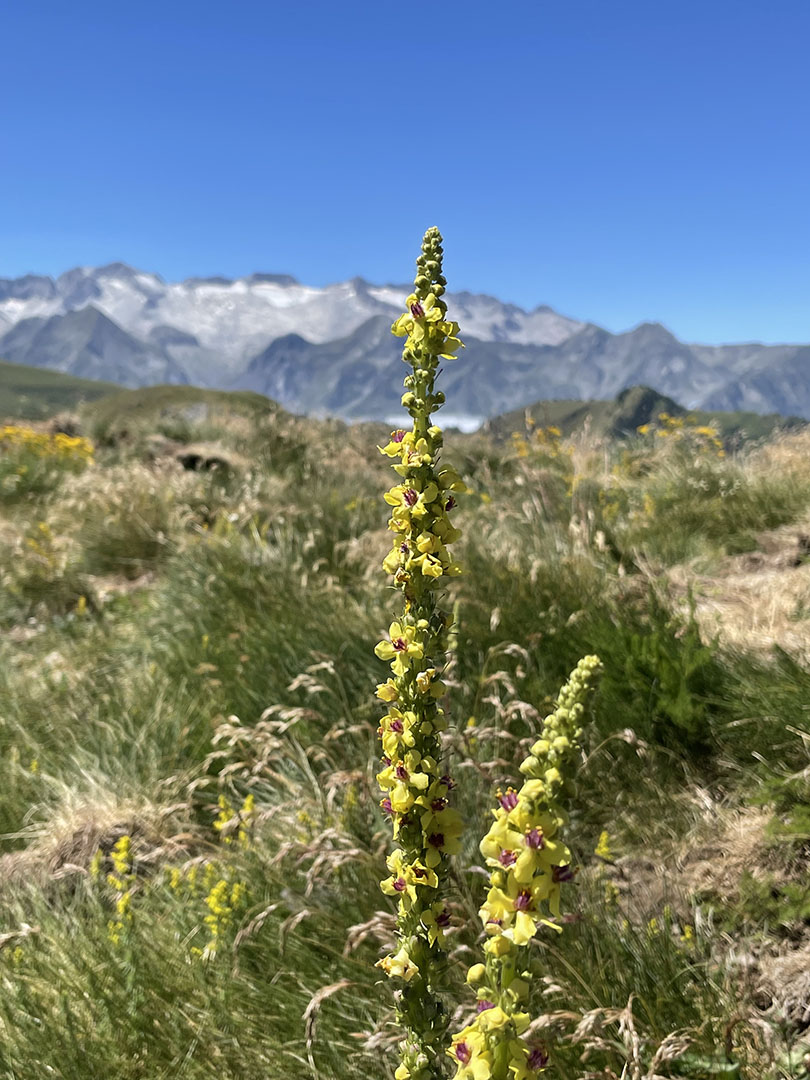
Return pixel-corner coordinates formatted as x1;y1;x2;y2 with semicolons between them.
598;804;810;1028
668;518;810;661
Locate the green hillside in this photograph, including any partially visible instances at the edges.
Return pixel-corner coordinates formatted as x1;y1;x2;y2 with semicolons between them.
485;383;806;443
0;358;119;419
82;383;280;444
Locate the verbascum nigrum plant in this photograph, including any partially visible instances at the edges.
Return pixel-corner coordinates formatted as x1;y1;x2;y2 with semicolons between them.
449;656;603;1080
374;227;466;1080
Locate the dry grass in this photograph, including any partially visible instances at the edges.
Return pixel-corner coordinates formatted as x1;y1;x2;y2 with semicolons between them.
669;517;810;660
0;786;194;892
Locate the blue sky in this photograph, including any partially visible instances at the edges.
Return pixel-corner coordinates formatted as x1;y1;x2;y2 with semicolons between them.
2;0;809;343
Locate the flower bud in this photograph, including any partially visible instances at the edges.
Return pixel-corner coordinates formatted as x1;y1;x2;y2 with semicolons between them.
466;963;486;984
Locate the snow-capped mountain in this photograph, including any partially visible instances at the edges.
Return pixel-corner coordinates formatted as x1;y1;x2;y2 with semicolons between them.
0;262;808;424
0;264;583;376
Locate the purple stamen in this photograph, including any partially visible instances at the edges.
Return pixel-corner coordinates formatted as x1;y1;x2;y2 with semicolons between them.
403;488;418;507
392;637;408;652
552;865;574;883
455;1042;471;1065
446;495;457;511
390;719;403;733
514;890;533;911
393;877;407;893
392;429;406;443
395;764;409;782
431;797;447;812
436;909;451;928
400;542;410;554
427;832;445;849
525;828;544;849
476;1000;495;1013
440;774;456;790
381;798;393;816
498;849;517;867
410;301;425;319
498;789;519;812
412;866;428;879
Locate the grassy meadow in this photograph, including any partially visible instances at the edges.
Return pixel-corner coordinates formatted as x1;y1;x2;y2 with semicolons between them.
3;386;810;1077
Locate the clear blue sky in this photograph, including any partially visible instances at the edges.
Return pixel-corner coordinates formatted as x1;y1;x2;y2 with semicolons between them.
2;0;809;343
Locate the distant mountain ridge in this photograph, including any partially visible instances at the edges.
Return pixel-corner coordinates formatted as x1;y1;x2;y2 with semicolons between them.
0;262;808;424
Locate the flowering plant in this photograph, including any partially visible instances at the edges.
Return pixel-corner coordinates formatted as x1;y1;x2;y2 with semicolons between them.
449;655;603;1079
374;227;466;1080
374;229;602;1080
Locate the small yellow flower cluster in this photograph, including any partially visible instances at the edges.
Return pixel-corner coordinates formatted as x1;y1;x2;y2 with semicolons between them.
167;859;220;897
166;858;249;960
637;413;725;457
450;656;602;1080
375;228;466;1080
199;877;247;958
213;792;255;848
510;425;565;461
0;425;93;497
104;836;136;947
0;425;94;462
594;830;612;860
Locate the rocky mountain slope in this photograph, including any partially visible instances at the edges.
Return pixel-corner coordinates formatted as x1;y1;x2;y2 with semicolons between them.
1;263;807;424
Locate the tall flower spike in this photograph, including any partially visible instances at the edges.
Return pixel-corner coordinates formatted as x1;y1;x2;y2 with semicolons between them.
375;227;466;1080
450;656;603;1080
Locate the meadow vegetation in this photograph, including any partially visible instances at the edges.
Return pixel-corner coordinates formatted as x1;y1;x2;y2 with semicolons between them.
2;379;810;1077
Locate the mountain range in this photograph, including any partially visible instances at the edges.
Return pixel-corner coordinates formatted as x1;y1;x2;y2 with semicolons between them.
1;262;807;426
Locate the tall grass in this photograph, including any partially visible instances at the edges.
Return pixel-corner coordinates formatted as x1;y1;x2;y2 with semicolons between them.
0;395;809;1076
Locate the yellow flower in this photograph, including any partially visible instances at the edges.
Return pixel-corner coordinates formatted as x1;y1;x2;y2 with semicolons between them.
417;553;445;579
379;707;419;757
392;292;445;341
377;945;418;981
448;1027;492;1080
377;751;432;813
421;806;464;867
381;851;438;908
379;428;413;457
384;480;439;523
479;813;524;869
513;829;566;886
480;873;557;946
594;830;612;859
421;902;450;946
415;667;446;698
376;679;399;702
110;835;132;877
374;621;424;676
